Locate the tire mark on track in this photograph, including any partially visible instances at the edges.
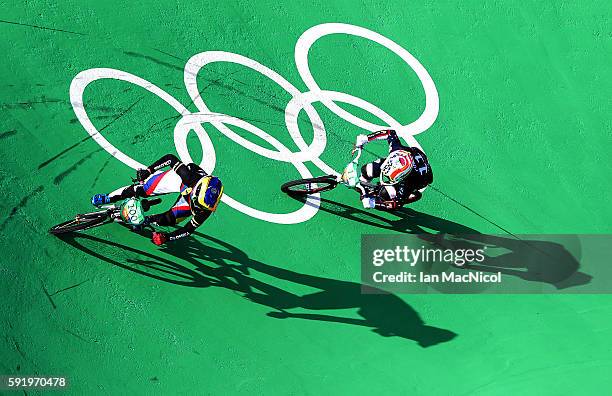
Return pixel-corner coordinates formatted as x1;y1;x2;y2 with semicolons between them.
39;97;143;170
50;279;91;296
90;156;113;188
6;335;42;371
0;129;17;139
38;135;94;170
0;186;44;231
62;328;92;343
0;19;87;36
152;47;184;61
1;97;64;110
122;51;183;72
41;282;57;310
53;149;103;185
12;338;27;359
42;278;93;310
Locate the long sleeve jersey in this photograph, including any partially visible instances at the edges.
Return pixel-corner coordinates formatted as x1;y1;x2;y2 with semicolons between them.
146;154;212;241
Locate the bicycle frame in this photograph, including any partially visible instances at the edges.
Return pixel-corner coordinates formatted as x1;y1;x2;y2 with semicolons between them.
338;147;363;187
88;198;146;225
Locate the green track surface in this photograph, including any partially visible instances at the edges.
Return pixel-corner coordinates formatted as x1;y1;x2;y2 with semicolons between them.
1;1;611;394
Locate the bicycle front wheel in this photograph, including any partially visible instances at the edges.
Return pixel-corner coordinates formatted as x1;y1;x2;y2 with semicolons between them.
49;211;110;235
281;175;339;196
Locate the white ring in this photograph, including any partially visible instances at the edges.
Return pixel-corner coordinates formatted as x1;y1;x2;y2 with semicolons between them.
184;51;328;163
295;23;439;139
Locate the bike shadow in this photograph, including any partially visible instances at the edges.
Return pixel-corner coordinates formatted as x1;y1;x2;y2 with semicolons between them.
295;195;591;290
57;232;457;347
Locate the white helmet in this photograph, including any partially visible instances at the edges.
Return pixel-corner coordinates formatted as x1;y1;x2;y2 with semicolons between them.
380;150;413;185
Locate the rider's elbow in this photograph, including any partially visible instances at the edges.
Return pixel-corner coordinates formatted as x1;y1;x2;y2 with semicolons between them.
361;197;376;209
407;191;422;204
165;153;180;163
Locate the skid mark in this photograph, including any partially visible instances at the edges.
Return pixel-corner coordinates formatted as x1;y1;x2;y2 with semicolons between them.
0;129;17;139
40;97;143;170
0;186;44;231
41;282;57;310
90;156;113;188
53;149;102;185
1;97;63;110
51;279;91;296
38;135;94;170
63;328;91;343
0;19;86;35
123;51;183;71
13;339;26;359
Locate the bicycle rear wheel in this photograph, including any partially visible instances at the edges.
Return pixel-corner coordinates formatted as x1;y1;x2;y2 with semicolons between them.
49;211;110;234
281;175;338;196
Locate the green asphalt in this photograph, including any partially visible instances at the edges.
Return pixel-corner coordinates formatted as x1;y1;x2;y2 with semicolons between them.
1;1;611;394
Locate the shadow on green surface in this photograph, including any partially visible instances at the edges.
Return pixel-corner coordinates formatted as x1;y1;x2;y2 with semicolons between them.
58;232;457;347
301;197;591;290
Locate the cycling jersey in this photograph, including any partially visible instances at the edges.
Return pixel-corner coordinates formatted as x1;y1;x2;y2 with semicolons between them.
107;154;215;241
360;130;433;209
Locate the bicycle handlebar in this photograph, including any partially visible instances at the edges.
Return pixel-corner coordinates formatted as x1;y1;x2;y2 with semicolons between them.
141;198;162;212
351;146;363;164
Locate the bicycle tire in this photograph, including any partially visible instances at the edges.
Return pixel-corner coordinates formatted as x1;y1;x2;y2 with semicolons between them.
49;211;110;234
281;175;339;196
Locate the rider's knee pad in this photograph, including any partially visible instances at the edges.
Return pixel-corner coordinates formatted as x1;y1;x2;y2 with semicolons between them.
361;159;382;180
361;163;374;179
119;184;146;199
150;211;176;226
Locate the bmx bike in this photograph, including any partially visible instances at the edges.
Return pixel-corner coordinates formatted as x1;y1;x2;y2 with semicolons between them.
280;147;422;210
49;183;162;235
281;147;365;196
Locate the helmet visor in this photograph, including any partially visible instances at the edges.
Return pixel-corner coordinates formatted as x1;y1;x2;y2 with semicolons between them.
197;176;223;211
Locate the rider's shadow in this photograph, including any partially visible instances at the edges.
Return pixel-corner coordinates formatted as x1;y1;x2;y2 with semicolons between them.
58;232;456;347
295;196;591;290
